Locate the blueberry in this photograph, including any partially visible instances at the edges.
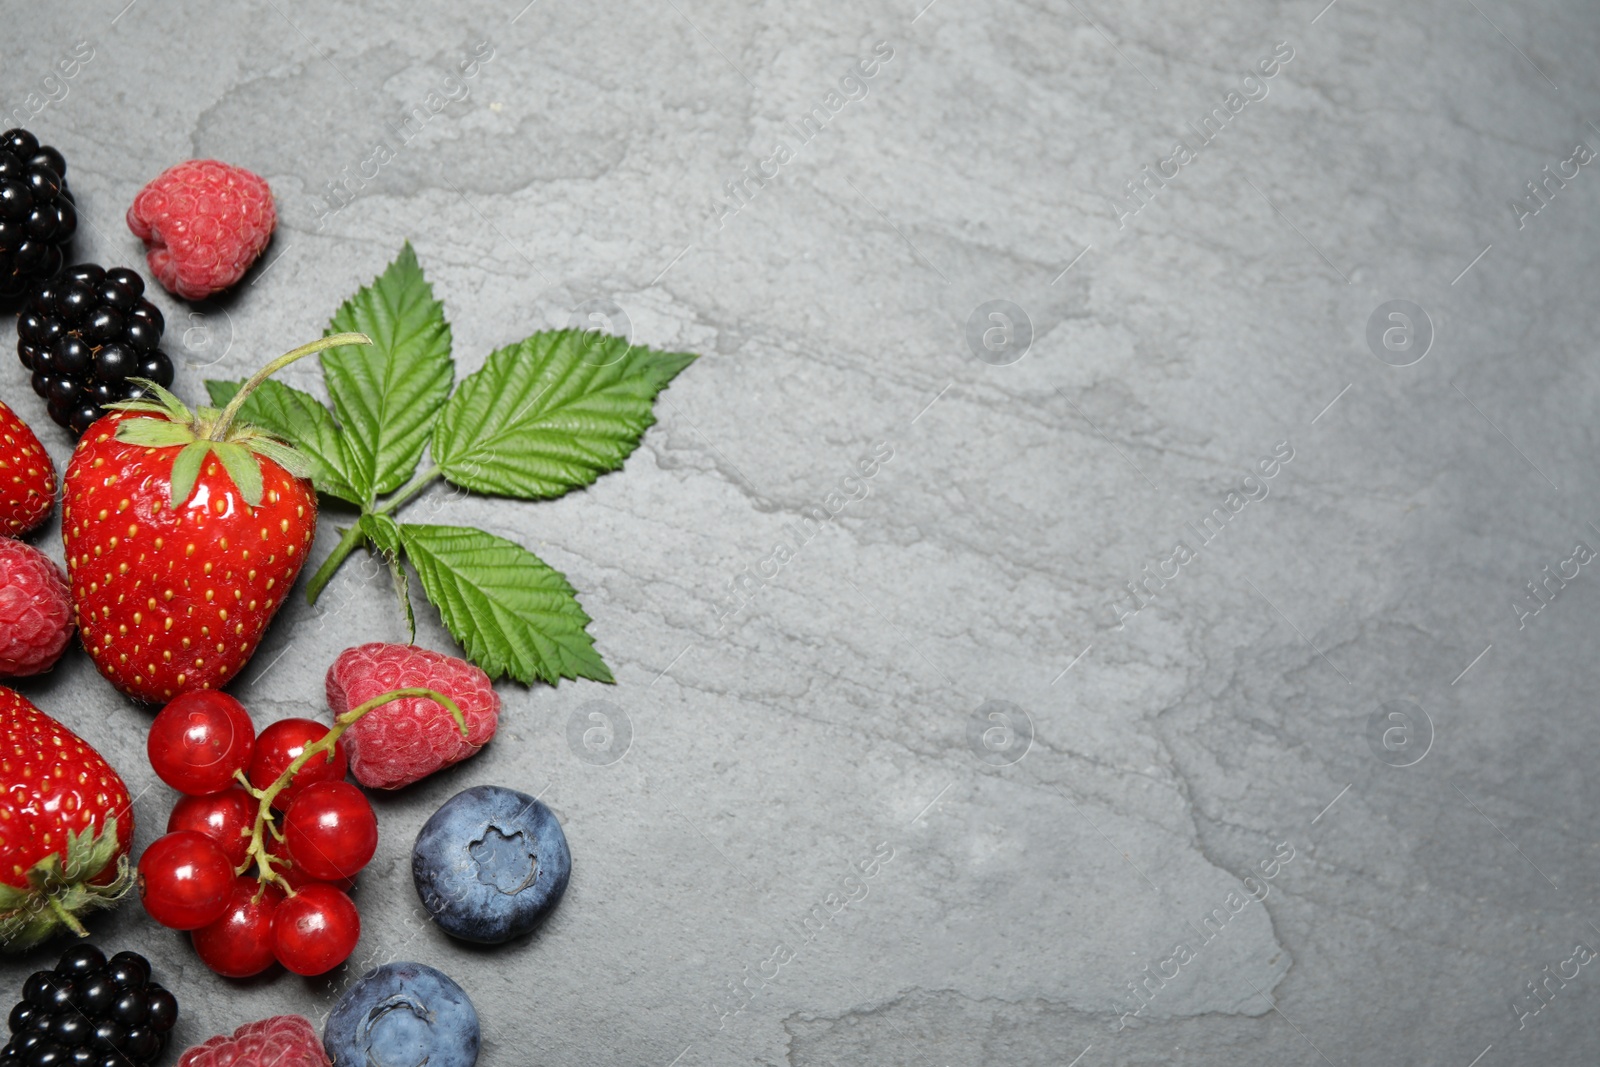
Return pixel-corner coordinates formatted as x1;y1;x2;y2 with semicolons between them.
411;785;571;944
324;962;478;1067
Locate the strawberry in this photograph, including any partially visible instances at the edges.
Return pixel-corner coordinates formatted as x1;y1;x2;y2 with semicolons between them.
0;398;56;536
0;686;133;950
60;333;370;703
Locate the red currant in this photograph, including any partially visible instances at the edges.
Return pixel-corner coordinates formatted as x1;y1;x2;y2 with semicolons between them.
283;781;378;882
272;883;360;975
191;876;283;977
167;787;256;868
267;834;357;891
247;718;348;809
148;691;257;795
137;831;236;930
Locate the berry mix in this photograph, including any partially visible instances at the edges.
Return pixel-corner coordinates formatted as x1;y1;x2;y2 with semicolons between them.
138;687;466;978
0;114;690;1065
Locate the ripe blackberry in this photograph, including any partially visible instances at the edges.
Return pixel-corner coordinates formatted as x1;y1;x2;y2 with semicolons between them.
17;264;173;435
3;945;177;1067
0;129;76;300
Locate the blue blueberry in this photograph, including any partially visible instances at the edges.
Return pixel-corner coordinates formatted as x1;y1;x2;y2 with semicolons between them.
411;785;571;944
324;962;478;1067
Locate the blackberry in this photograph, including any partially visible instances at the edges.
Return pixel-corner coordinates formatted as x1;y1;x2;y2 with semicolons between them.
17;264;173;435
0;129;75;300
2;945;177;1067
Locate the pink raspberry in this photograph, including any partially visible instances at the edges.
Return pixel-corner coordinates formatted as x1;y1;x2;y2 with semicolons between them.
326;643;500;790
177;1015;330;1067
127;159;276;299
0;539;71;677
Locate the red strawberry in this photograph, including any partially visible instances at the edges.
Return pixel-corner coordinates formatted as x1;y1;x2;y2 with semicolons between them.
60;334;369;703
127;160;277;300
326;643;499;789
0;686;134;949
63;410;314;703
0;539;73;676
177;1015;330;1067
0;398;56;536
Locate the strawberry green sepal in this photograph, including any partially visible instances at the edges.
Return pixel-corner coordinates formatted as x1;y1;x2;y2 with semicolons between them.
0;815;133;952
106;332;373;509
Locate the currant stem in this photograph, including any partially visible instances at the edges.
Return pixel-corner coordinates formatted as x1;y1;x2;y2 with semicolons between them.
209;332;372;442
237;687;467;890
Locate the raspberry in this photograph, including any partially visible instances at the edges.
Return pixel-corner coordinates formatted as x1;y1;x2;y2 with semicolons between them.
0;398;55;534
127;160;276;300
0;128;76;300
0;539;72;677
18;263;171;434
177;1015;329;1067
326;643;500;790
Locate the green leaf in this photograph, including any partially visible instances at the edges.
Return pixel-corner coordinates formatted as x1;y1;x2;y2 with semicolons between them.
360;513;415;641
430;329;695;500
114;418;195;448
211;442;263;507
169;441;211;507
205;379;361;502
398;522;612;685
109;379;190;423
244;438;313;480
104;401;175;418
322;242;454;502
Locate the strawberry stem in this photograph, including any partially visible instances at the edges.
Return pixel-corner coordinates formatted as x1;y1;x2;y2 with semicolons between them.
209;332;372;442
43;896;88;939
237;687;466;891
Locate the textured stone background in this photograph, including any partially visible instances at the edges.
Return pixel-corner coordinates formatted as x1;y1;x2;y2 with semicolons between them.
3;0;1600;1064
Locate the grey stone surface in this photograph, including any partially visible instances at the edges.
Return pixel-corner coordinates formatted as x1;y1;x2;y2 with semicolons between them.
3;0;1600;1064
